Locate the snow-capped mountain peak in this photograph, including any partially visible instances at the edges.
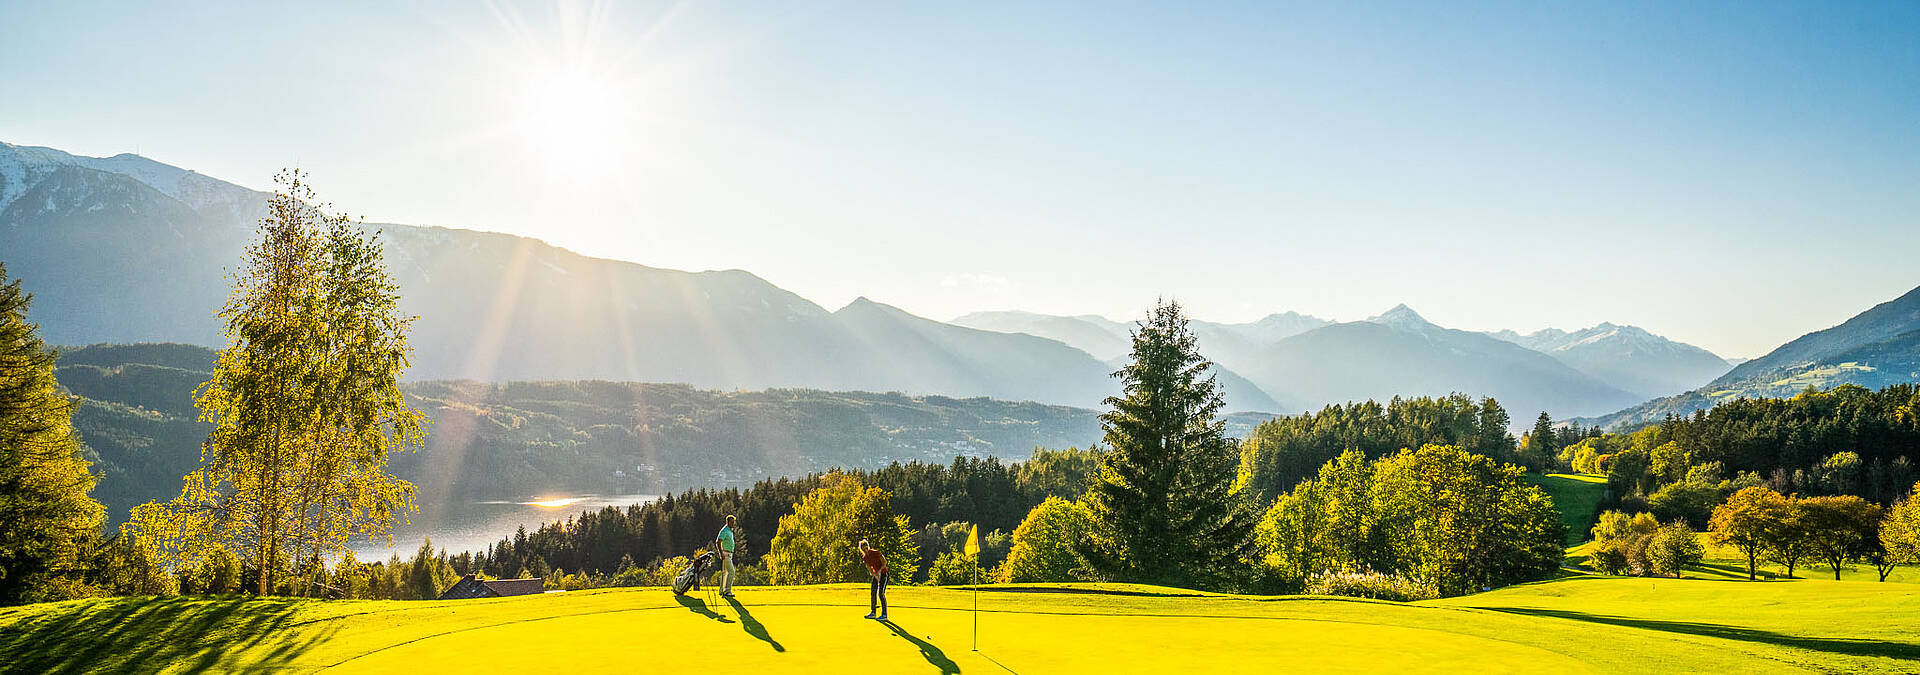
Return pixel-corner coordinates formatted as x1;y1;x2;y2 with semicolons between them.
0;142;258;220
1367;304;1435;332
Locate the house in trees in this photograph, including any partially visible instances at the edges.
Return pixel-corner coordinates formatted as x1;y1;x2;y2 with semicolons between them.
437;574;546;600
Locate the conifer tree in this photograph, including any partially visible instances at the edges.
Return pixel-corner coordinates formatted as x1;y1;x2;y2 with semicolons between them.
131;171;423;595
1476;397;1515;462
1075;300;1254;590
1526;411;1558;471
0;264;106;603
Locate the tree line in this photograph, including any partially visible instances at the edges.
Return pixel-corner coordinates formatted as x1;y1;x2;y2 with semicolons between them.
761;302;1569;599
1704;484;1920;581
1233;393;1520;506
1554;384;1920;528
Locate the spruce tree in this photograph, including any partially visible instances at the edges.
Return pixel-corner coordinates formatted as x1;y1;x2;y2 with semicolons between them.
1527;411;1558;471
1476;397;1515;462
1075;300;1254;590
0;263;106;603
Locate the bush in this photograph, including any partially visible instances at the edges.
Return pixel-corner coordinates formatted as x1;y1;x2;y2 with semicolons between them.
1589;543;1630;575
1645;522;1704;576
1303;571;1438;602
997;497;1094;583
927;550;987;586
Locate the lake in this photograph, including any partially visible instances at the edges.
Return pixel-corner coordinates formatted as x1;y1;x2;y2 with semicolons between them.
350;493;660;560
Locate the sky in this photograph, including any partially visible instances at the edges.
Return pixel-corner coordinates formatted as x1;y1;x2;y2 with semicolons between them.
2;1;1917;358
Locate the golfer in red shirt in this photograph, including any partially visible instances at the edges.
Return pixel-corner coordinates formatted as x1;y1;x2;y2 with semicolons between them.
859;539;888;620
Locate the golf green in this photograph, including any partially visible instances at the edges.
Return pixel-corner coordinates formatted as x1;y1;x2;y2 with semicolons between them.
3;578;1915;674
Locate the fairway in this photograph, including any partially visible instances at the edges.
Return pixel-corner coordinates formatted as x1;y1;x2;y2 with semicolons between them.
5;578;1917;675
1529;472;1608;545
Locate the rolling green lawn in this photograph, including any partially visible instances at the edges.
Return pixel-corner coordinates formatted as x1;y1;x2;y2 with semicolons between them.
4;576;1917;675
1530;472;1609;545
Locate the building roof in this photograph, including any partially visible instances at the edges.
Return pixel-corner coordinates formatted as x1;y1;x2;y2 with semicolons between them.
480;578;546;597
437;575;546;600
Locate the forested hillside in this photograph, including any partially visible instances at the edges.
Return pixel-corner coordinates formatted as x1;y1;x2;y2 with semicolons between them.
1587;284;1920;429
2;142;1139;408
55;343;1274;524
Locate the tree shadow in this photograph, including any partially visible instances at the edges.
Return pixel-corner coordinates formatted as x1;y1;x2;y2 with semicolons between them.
1690;562;1782;581
880;619;960;674
0;595;337;674
675;595;733;623
1476;607;1920;661
724;597;783;652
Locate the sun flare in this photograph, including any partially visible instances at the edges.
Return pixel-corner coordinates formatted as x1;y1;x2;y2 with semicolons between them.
524;496;587;509
519;66;627;171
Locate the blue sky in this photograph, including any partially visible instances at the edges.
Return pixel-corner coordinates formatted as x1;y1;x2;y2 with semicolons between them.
3;1;1916;357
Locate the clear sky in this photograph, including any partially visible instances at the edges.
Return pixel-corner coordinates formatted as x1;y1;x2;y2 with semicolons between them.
3;1;1916;358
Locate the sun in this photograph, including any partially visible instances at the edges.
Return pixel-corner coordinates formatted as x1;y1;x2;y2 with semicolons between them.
519;65;627;171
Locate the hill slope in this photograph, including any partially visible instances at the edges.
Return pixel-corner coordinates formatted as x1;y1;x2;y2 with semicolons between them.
1242;306;1642;417
1488;323;1734;399
3;141;1140;409
55;344;1139;524
1585;284;1920;429
960;306;1670;418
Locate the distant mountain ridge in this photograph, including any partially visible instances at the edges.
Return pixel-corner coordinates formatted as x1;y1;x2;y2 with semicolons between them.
1485;322;1734;399
962;305;1647;418
0;141;1154;409
56;343;1281;523
1582;284;1920;429
952;310;1331;363
1246;306;1642;418
6;140;1800;420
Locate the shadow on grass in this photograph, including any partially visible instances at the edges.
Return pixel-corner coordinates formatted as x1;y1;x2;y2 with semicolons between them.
675;595;733;624
1477;606;1920;661
725;597;783;652
880;619;960;674
0;595;336;675
968;586;1208;598
1689;562;1783;581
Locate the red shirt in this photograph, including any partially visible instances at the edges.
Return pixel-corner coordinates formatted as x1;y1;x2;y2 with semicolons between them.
862;548;888;575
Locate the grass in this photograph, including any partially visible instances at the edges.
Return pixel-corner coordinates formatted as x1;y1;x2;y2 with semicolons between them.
1694;538;1920;584
1530;472;1609;545
4;577;1917;674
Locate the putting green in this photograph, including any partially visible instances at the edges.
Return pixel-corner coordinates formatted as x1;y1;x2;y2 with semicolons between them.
333;589;1592;674
5;578;1914;674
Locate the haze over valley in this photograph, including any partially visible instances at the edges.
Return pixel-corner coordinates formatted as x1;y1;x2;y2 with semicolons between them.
4;140;1783;424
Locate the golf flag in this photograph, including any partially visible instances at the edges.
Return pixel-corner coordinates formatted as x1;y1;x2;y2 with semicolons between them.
966;523;981;651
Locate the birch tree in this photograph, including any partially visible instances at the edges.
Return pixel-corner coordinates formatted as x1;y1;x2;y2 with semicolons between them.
132;170;422;595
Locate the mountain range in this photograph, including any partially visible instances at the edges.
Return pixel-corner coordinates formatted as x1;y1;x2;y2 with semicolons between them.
957;306;1731;417
0;142;1128;408
1484;323;1736;399
1581;284;1920;429
13;140;1908;423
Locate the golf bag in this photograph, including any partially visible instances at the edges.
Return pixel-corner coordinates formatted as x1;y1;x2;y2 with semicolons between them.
671;551;717;596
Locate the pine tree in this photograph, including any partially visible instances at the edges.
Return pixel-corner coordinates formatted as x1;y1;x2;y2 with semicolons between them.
1075;300;1255;590
131;170;423;595
0;263;106;603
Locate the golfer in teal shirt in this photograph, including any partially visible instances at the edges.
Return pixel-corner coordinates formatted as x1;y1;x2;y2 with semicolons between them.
715;515;737;598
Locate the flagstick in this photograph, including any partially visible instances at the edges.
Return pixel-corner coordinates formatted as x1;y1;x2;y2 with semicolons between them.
972;560;979;651
970;523;980;652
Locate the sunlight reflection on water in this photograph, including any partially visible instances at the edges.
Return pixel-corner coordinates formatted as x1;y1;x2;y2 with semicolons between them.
351;493;659;558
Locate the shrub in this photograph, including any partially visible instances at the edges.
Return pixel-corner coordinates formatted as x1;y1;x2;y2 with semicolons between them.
998;497;1095;583
1645;522;1704;576
1589;543;1631;575
1304;570;1438;602
1622;533;1655;576
927;550;987;586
